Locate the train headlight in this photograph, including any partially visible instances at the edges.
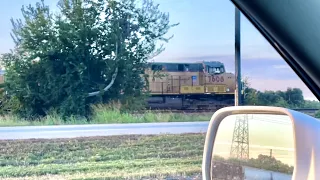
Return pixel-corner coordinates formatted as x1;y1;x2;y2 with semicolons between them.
226;88;230;92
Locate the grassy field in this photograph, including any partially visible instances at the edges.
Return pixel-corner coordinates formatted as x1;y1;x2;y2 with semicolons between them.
0;133;293;180
0;105;213;126
0;134;205;180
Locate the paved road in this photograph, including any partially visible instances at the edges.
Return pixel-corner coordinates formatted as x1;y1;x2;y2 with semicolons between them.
0;122;209;140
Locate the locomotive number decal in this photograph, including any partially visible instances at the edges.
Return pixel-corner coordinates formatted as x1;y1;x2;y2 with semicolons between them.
211;76;224;82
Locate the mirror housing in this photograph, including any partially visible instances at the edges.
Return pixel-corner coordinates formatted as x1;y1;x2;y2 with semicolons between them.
202;106;320;180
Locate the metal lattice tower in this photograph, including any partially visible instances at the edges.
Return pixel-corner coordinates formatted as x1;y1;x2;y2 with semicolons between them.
230;114;249;160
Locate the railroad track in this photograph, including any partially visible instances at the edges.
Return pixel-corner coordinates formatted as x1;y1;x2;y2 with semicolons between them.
152;109;217;114
134;107;319;115
134;109;220;114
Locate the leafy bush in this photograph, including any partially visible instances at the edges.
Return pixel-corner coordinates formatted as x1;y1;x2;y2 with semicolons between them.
315;110;320;118
1;0;177;118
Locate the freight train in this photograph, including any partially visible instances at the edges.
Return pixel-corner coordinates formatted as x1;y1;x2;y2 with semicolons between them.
145;61;236;110
0;61;236;110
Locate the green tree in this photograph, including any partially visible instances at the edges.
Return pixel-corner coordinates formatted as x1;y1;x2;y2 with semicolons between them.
257;91;279;105
1;0;177;118
303;100;320;109
273;96;289;107
243;78;288;107
242;78;303;108
243;87;259;105
283;88;304;108
242;77;259;105
315;110;320;118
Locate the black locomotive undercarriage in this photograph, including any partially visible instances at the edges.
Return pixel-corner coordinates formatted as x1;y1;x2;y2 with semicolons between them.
146;94;235;110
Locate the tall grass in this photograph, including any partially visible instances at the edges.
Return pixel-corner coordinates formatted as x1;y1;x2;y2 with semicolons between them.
0;104;212;126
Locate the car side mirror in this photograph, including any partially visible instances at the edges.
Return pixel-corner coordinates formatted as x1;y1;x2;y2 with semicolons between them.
202;106;320;180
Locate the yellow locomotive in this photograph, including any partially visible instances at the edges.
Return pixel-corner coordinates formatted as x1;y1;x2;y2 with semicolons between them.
0;62;235;110
145;61;236;110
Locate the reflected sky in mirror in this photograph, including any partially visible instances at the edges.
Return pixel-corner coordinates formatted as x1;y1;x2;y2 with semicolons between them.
213;114;294;166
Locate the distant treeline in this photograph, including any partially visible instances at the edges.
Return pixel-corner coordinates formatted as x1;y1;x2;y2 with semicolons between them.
243;85;319;109
243;83;320;117
214;154;294;175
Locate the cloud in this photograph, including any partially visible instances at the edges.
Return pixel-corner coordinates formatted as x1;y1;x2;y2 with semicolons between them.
153;54;297;78
154;53;284;63
153;54;234;63
273;65;290;69
241;44;283;60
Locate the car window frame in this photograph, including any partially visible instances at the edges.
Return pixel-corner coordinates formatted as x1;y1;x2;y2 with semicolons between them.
230;0;320;101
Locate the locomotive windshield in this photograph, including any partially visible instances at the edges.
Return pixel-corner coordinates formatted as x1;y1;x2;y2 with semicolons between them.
206;66;225;74
203;61;225;74
208;67;221;74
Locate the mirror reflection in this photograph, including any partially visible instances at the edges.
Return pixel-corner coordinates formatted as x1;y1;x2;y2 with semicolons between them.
211;114;294;180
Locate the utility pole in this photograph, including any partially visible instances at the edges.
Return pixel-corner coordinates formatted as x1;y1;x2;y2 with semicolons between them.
235;7;242;106
230;8;249;161
270;149;273;157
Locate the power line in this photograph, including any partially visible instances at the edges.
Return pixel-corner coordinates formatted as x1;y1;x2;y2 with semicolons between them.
228;114;292;125
235;115;292;125
255;119;291;125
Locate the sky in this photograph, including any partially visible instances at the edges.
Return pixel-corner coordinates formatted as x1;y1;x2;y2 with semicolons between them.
0;0;317;100
214;114;294;166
